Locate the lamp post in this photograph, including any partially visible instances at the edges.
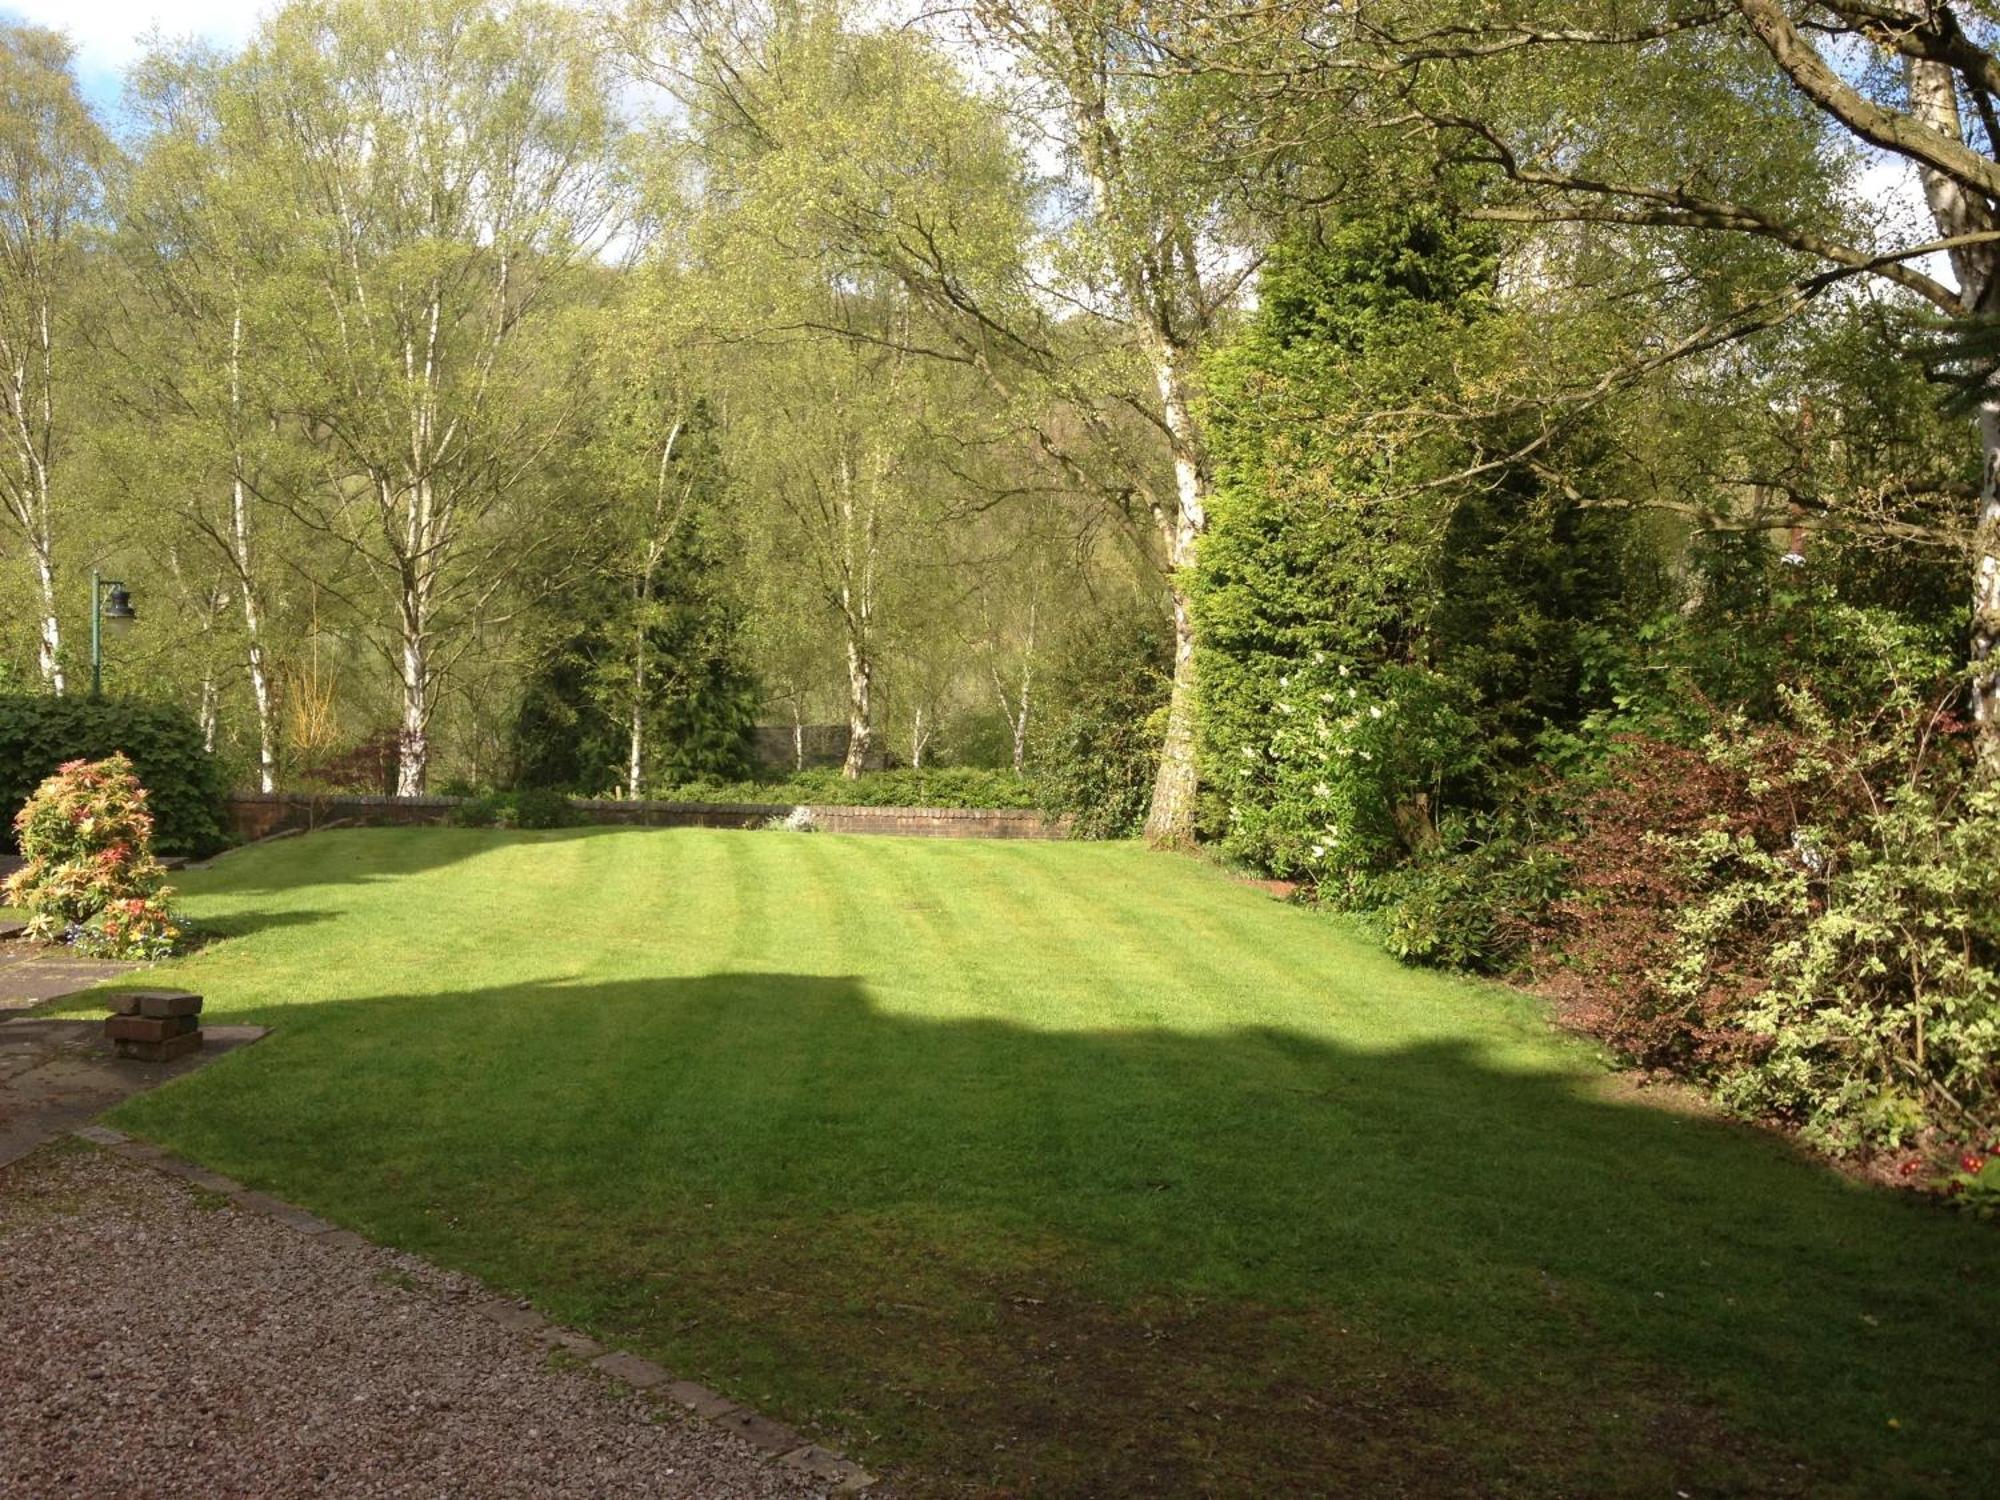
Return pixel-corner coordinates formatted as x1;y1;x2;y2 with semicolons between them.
89;571;137;699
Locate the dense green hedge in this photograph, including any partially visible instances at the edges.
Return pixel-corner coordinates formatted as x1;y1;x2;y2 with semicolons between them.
654;767;1039;810
0;696;230;856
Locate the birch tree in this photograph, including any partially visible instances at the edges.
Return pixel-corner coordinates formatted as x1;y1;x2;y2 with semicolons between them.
585;285;734;797
116;44;306;788
638;0;1261;839
723;319;920;778
960;1;1260;839
231;0;619;793
0;25;109;694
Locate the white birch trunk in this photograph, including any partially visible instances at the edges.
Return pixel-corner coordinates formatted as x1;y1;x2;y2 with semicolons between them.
4;345;64;695
1907;54;2000;773
246;629;276;793
32;541;63;695
1067;74;1212;843
397;473;433;797
198;676;219;753
628;561;652;801
628;698;645;800
837;447;878;780
843;633;873;778
1011;667;1032;774
398;621;429;797
1013;595;1037;773
1142;350;1208;846
229;305;276;793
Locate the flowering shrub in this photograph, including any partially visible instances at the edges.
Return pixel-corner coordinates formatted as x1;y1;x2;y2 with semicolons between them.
1943;1148;2000;1218
1245;657;1492;893
88;895;186;961
2;754;193;960
1536;648;2000;1158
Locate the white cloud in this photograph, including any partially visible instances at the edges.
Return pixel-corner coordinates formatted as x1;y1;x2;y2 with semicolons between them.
0;1;266;72
1847;149;1959;298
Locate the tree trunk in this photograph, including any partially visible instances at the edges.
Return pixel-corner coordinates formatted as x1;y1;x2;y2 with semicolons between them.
198;675;219;753
836;444;877;781
910;704;926;769
1142;350;1208;847
843;634;873;778
1905;53;2000;773
32;541;63;696
1011;687;1030;773
1012;597;1036;773
628;698;645;800
397;614;429;796
229;304;276;793
1144;575;1200;846
246;631;276;793
627;579;649;800
1973;408;2000;775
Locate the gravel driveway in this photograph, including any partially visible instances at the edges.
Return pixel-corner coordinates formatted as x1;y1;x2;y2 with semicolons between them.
0;1147;836;1498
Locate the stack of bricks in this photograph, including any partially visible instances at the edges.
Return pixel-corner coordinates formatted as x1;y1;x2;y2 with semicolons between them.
105;990;205;1062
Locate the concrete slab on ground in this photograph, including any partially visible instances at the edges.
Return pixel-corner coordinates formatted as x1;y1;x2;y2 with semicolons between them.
0;949;138;1013
0;1018;266;1169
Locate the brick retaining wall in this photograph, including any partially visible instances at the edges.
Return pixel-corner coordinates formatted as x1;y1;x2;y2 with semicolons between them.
223;793;1068;843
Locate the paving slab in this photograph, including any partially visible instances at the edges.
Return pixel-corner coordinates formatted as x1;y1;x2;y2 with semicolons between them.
0;1017;266;1169
0;945;137;1013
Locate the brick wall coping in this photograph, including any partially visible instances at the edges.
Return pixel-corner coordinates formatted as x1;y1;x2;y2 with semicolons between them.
222;792;1068;842
225;791;1050;817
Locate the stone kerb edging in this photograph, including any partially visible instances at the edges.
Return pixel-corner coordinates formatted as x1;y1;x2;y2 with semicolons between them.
68;1125;876;1493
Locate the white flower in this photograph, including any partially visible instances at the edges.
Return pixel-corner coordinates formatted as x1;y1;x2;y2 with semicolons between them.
1308;844;1325;860
1338;663;1349;677
1368;705;1383;720
1312;782;1331;798
1358;750;1372;761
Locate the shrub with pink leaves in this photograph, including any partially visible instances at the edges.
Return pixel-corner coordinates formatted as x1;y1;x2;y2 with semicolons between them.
3;754;191;959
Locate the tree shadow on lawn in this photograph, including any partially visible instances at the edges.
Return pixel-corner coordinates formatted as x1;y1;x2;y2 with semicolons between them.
187;907;342;943
115;972;2000;1499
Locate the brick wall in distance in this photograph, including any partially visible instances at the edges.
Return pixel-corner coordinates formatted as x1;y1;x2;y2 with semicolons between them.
223;793;1069;843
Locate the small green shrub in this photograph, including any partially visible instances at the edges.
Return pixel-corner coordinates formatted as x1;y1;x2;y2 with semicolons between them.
448;795;504;828
2;754;192;959
1371;829;1565;974
0;695;227;856
508;788;575;829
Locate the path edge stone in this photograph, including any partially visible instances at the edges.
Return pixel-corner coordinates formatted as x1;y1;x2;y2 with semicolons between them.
66;1127;878;1492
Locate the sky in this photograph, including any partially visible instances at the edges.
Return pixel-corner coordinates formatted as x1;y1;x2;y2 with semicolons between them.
0;0;265;118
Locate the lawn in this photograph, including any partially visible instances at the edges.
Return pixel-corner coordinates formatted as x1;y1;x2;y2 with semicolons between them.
65;827;2000;1496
